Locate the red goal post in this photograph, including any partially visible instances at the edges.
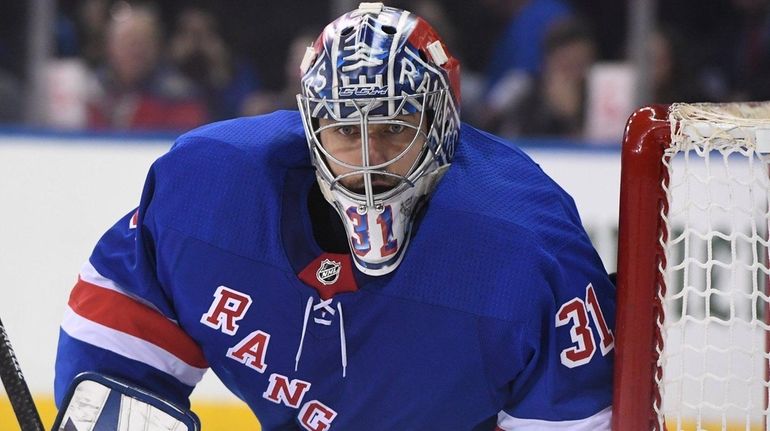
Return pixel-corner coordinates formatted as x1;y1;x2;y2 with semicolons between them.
613;104;669;431
613;103;770;430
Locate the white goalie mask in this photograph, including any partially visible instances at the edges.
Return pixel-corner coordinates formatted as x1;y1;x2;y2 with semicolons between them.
297;3;461;276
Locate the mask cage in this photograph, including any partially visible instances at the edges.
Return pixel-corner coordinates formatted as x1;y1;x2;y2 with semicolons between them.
297;89;455;211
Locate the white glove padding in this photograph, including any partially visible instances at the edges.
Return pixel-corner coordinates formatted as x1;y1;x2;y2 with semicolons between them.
53;373;200;431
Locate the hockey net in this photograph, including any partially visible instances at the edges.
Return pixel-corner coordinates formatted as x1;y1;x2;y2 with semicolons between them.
613;103;770;431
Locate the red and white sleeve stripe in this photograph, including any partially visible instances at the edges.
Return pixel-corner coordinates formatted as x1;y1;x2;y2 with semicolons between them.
77;261;165;314
61;262;208;387
496;406;611;430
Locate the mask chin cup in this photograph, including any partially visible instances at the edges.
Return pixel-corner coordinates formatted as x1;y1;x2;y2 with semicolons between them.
316;164;449;276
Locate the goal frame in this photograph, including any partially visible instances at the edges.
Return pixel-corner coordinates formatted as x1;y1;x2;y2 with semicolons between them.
613;102;770;430
612;104;673;431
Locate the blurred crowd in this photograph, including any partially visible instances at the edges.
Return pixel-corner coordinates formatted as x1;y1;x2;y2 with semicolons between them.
0;0;770;141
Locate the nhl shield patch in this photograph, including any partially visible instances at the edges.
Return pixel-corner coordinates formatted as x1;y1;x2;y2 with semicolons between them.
316;259;341;285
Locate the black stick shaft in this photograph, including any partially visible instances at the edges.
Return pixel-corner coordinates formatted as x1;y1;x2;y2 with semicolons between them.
0;317;44;430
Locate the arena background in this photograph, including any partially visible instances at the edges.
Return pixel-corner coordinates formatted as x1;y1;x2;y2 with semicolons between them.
2;0;769;429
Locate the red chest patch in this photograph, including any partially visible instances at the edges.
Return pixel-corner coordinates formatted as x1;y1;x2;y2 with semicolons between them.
297;253;359;300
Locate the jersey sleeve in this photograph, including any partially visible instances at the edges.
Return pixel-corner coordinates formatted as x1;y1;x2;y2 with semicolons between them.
482;231;615;430
54;151;209;409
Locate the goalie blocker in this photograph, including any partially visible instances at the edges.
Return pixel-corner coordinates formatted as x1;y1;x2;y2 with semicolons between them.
53;373;200;431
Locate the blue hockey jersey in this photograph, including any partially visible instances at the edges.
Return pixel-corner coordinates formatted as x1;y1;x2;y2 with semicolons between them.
55;110;615;430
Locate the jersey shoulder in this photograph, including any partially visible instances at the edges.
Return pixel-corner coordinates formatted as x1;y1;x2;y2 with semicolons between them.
143;110;311;264
171;109;308;168
435;124;587;259
390;124;610;320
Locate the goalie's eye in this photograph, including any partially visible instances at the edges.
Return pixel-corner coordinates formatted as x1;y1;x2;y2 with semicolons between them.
386;124;406;134
336;125;358;136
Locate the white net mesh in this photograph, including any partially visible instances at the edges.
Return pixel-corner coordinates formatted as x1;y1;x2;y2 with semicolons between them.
659;102;770;430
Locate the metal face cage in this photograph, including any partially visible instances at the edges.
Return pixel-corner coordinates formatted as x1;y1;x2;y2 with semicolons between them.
297;89;454;212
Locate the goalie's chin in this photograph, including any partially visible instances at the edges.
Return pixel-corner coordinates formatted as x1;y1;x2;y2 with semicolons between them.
343;178;404;196
349;184;398;195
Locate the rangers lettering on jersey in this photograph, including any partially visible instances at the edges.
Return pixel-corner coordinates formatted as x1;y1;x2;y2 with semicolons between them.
263;374;311;408
299;401;338;431
226;330;270;373
202;286;338;428
200;286;252;335
129;210;138;229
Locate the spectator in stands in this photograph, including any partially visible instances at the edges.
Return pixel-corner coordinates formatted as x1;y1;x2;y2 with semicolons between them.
483;0;573;95
663;0;770;102
647;26;698;104
483;18;596;138
720;0;770;100
72;0;112;69
0;68;21;123
390;0;457;49
86;3;208;131
169;7;261;121
389;0;494;122
241;32;315;115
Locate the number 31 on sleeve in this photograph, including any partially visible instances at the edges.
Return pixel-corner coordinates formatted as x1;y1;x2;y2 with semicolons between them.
555;283;614;368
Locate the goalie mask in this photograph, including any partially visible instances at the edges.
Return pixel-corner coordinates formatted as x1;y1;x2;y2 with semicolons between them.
297;2;461;276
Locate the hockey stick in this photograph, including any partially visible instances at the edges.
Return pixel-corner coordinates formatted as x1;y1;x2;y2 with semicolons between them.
0;317;44;430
